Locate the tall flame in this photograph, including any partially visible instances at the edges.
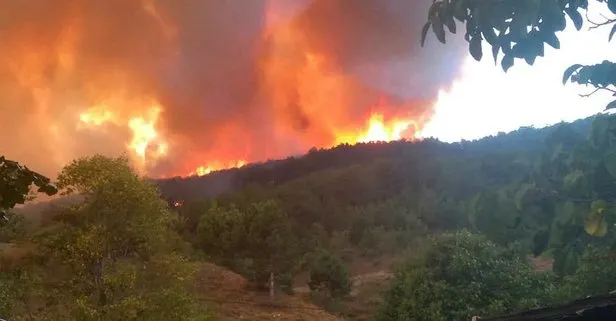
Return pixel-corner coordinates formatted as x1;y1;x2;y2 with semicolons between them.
77;101;168;172
356;113;416;144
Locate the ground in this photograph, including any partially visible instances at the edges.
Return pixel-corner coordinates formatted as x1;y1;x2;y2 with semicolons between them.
292;254;401;320
197;262;342;321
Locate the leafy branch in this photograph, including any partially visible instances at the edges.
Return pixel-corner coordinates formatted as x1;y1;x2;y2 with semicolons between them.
562;61;616;109
422;1;616;110
0;156;57;221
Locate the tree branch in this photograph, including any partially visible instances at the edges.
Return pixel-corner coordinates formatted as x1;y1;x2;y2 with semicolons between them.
579;86;616;98
586;9;616;30
579;87;603;97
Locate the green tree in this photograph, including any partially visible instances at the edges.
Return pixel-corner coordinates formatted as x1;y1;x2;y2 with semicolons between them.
197;203;245;266
0;211;28;243
197;200;298;294
500;114;616;271
557;244;616;300
422;0;616;109
308;250;351;298
0;156;57;221
377;230;556;321
18;155;208;320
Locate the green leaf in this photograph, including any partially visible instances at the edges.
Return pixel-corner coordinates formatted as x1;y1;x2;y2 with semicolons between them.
591;200;608;213
453;0;468;21
441;7;456;33
584;211;608;237
562;64;582;85
565;8;584;31
524;52;537;65
604;151;616;179
609;0;616;14
469;36;483;61
492;45;500;65
420;22;431;47
543;31;560;49
609;24;616;41
432;15;446;44
501;54;514;72
37;184;58;196
482;26;498;45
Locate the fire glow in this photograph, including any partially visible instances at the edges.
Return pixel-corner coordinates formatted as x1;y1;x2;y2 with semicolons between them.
77;103;421;177
0;0;453;179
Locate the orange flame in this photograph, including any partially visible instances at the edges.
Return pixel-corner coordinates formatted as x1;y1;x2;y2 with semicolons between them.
77;101;168;172
188;160;247;177
0;0;431;179
338;112;418;145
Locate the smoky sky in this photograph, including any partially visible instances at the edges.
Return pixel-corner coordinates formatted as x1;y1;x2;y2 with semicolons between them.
0;0;467;178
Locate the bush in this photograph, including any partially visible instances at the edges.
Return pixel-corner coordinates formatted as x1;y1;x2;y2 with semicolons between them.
557;244;616;301
308;250;351;298
377;230;556;321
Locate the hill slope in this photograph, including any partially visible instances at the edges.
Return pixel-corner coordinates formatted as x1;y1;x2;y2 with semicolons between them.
197;263;341;321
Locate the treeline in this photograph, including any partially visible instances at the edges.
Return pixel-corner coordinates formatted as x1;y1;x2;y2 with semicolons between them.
156;118;591;201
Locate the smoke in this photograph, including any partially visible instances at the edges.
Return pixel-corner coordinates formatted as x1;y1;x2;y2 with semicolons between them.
0;0;467;178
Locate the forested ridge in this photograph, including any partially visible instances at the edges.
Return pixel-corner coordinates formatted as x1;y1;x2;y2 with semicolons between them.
156;118;592;201
144;112;616;319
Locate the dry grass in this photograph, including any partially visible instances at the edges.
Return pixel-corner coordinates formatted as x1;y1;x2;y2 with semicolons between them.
196;263;343;321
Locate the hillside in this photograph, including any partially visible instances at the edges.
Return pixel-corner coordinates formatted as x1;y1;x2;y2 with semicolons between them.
197;262;341;321
155;117;593;203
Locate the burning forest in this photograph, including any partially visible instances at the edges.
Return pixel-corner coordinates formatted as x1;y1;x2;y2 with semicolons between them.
0;0;467;178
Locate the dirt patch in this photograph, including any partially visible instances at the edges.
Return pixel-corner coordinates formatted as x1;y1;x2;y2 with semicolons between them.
529;255;554;272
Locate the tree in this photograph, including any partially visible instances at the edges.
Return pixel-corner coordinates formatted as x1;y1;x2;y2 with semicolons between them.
308;250;351;298
377;230;556;321
498;114;616;272
197;203;245;267
0;211;28;243
421;0;616;109
197;200;298;295
16;155;209;320
557;244;616;300
0;156;57;221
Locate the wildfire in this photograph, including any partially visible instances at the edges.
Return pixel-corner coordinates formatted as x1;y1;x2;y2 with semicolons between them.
77;101;168;171
127;107;168;161
0;0;436;180
188;160;247;177
77;96;420;178
332;97;422;146
357;113;416;144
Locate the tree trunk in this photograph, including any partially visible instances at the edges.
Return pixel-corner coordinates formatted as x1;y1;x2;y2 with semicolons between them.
269;271;275;298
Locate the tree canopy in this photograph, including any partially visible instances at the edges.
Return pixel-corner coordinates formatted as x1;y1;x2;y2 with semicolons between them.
422;0;616;109
377;230;556;321
0;156;57;221
1;155;209;320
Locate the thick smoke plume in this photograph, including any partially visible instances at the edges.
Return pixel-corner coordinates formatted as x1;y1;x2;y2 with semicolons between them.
0;0;466;177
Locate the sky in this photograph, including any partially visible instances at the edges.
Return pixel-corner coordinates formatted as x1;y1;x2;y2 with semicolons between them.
422;4;616;143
